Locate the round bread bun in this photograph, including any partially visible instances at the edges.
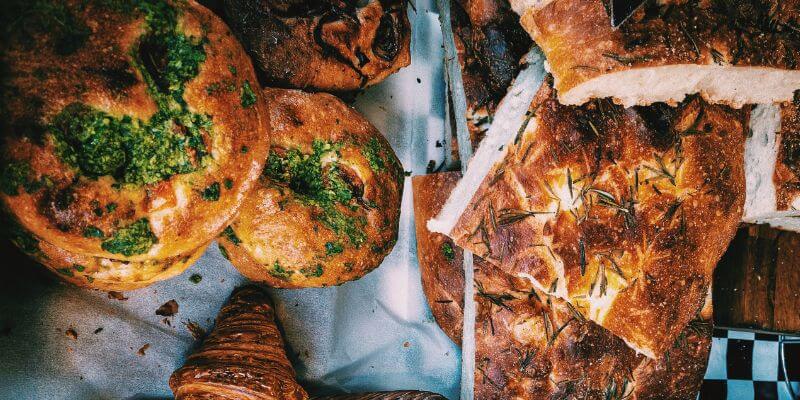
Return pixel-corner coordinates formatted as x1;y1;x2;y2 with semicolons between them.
223;0;411;91
4;214;206;291
0;0;270;262
219;88;403;288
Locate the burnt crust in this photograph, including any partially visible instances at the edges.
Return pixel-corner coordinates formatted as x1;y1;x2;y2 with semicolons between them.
446;80;745;357
222;0;411;91
170;285;308;400
0;0;271;262
220;89;403;288
518;0;800;106
412;172;712;399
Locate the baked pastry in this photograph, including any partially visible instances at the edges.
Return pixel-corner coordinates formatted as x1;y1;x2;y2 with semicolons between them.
742;98;800;231
314;393;447;400
510;0;800;107
0;0;271;267
451;0;532;148
170;285;308;400
413;171;712;399
219;89;403;288
222;0;411;91
429;80;745;358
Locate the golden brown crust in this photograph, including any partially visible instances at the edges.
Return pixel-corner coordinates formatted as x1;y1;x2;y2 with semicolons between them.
170;285;308;400
0;0;271;262
412;172;466;344
220;89;403;288
222;0;411;91
775;98;800;210
518;0;800;106
413;171;711;399
446;81;744;358
34;238;206;292
314;392;447;400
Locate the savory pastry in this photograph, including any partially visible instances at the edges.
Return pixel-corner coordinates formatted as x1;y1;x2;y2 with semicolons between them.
0;0;271;265
413;171;712;399
219;89;403;288
170;285;309;400
451;0;532;148
315;393;447;400
430;80;746;358
222;0;411;91
510;0;800;107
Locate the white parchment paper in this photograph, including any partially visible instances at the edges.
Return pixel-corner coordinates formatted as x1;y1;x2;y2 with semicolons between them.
0;2;460;399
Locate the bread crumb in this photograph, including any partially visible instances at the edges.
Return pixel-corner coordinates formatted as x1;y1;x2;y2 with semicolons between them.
137;344;150;356
156;299;179;317
65;328;78;340
107;291;128;301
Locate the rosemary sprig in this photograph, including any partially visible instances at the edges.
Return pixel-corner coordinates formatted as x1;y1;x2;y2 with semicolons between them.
579;237;587;276
476;281;513;311
497;208;553;226
519;348;537;372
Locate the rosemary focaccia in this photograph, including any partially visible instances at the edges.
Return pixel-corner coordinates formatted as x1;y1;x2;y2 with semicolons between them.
219;89;403;288
430;80;746;358
0;0;271;265
223;0;411;91
413;172;712;399
509;0;800;107
742;98;800;231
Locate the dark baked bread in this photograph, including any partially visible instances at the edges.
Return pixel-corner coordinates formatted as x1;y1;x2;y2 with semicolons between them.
0;0;271;265
222;0;411;91
413;171;712;399
433;80;745;358
170;285;308;400
219;89;403;288
511;0;800;107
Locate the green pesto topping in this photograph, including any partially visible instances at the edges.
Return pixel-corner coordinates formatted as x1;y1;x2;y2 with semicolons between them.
0;160;31;196
189;273;202;284
240;145;249;154
240;81;256;109
301;264;324;278
83;226;105;239
47;0;213;187
1;0;90;55
5;221;42;256
101;218;157;256
223;178;233;190
264;140;367;247
218;243;230;260
201;182;220;201
220;226;241;245
56;267;74;277
228;65;237;76
73;264;85;272
106;203;118;213
363;137;386;172
325;241;343;256
269;261;292;280
441;242;455;262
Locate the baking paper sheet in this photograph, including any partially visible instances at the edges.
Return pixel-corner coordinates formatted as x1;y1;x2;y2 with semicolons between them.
0;2;460;398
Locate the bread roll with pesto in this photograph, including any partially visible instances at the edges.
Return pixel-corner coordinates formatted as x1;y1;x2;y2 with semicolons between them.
219;89;403;288
0;0;271;267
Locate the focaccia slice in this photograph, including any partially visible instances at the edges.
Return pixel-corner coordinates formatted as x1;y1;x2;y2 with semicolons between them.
430;81;745;358
509;0;800;107
413;172;712;399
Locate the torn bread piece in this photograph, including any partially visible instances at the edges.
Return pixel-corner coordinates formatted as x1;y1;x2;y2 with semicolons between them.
414;171;712;399
510;0;800;107
744;98;800;231
431;80;746;358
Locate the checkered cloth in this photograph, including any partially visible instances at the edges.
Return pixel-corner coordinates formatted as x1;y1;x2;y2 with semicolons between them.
701;329;800;399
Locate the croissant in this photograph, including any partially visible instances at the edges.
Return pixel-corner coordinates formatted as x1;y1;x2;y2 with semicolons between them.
170;286;308;400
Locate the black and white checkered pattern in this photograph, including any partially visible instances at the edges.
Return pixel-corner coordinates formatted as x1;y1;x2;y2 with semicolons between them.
700;329;800;399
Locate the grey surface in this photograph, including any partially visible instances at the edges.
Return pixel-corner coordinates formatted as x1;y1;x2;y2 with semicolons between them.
0;3;459;399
